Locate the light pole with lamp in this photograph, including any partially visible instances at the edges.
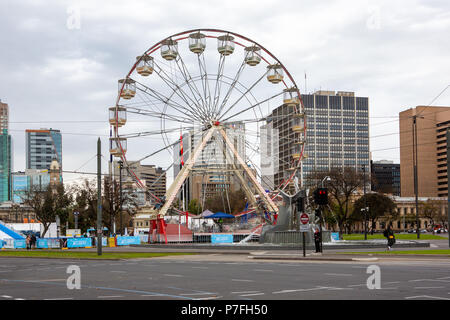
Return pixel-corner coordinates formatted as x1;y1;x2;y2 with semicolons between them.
318;176;330;252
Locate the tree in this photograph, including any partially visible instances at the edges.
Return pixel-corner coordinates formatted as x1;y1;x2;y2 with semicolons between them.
420;199;445;230
22;183;73;237
353;193;397;234
188;199;201;215
309;167;365;237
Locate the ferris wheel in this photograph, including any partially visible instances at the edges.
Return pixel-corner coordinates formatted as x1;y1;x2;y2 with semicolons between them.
109;28;306;223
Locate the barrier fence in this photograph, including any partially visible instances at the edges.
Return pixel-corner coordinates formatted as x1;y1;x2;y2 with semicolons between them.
0;236;141;249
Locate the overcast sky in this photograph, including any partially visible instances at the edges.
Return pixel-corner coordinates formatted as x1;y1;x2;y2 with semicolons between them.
1;0;449;185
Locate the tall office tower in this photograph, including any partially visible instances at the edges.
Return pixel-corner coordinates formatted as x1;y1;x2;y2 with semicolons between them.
26;129;62;171
0;101;8;132
0;130;12;202
399;106;450;197
113;160;167;202
174;122;247;206
262;91;370;189
371;160;400;196
0;101;11;202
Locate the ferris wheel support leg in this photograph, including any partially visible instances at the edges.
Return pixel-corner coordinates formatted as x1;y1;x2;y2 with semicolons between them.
158;127;217;219
218;128;278;214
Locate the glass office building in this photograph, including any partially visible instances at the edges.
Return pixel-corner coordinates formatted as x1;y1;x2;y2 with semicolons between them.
302;91;370;185
26;129;62;170
0;129;12;202
12;173;29;203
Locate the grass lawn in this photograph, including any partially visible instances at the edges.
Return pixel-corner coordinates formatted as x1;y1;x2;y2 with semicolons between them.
342;234;447;240
339;249;450;256
0;250;195;260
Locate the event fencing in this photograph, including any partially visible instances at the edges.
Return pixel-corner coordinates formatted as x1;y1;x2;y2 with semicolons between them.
1;236;142;249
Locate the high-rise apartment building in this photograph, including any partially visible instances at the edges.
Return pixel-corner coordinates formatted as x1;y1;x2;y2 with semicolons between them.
262;91;370;189
26;129;62;171
371;160;400;196
399;106;450;197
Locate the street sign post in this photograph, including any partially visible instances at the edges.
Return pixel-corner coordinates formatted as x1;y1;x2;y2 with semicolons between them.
300;213;309;257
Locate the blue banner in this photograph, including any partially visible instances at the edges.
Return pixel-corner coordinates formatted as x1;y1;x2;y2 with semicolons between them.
0;240;4;248
331;232;340;241
116;236;141;246
211;234;233;244
37;239;49;248
14;239;26;249
67;238;93;248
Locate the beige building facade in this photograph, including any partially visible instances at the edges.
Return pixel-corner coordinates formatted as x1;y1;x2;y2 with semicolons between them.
399;106;450;198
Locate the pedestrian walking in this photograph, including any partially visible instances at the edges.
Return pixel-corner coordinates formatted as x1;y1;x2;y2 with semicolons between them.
31;233;37;250
314;228;321;253
26;234;31;250
383;223;395;251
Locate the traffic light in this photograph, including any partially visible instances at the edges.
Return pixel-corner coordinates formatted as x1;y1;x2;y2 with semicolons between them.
314;188;328;205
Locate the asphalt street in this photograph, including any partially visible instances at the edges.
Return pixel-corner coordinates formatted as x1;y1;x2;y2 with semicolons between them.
0;253;449;300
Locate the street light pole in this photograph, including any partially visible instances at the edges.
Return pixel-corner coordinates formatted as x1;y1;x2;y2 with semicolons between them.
118;160;123;236
412;115;420;239
363;164;367;240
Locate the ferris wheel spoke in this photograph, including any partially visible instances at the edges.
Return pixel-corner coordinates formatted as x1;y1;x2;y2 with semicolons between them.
198;54;213;119
134;79;205;122
153;61;208;122
211;54;226;118
175;55;209;116
217;69;270;121
118;126;197;139
220;91;284;123
126;106;199;125
215;60;247;120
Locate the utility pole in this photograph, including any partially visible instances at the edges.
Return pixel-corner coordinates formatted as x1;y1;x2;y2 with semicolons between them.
97;138;102;256
118;160;123;236
447;129;450;248
412;115;420;239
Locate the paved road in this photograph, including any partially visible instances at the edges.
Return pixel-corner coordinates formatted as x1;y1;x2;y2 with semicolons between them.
0;254;449;300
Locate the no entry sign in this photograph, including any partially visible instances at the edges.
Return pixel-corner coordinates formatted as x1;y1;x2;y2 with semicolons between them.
300;213;309;225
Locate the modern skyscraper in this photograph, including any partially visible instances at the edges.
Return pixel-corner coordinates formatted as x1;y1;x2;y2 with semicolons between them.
26;129;62;171
0;101;8;132
399;106;450;197
262;91;370;189
371;160;400;196
0;101;11;202
0;130;12;202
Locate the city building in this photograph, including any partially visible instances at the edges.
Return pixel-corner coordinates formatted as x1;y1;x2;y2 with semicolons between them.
12;172;29;203
26;128;62;171
0;130;12;203
174;123;248;207
113;160;166;203
262;90;370;189
0;101;8;132
371;160;401;196
399;106;450;197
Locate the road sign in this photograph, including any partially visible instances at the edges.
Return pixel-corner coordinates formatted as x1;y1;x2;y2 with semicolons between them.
300;223;310;232
300;213;309;225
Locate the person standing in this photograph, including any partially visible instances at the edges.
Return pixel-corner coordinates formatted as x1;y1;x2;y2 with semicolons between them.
31;233;37;250
314;228;321;253
26;234;31;250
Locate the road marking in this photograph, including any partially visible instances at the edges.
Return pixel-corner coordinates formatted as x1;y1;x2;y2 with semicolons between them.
273;287;330;294
232;279;254;282
438;277;450;280
414;287;445;289
347;284;365;287
380;287;398;290
1;295;12;299
405;295;450;300
231;291;260;294
325;273;353;276
44;298;74;300
163;274;183;277
254;269;274;272
98;295;123;298
183;293;218;296
240;293;265;297
141;294;164;297
327;287;354;291
110;271;126;273
195;296;222;300
384;281;400;285
14;298;25;300
410;279;450;283
28;279;66;282
192;267;208;269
